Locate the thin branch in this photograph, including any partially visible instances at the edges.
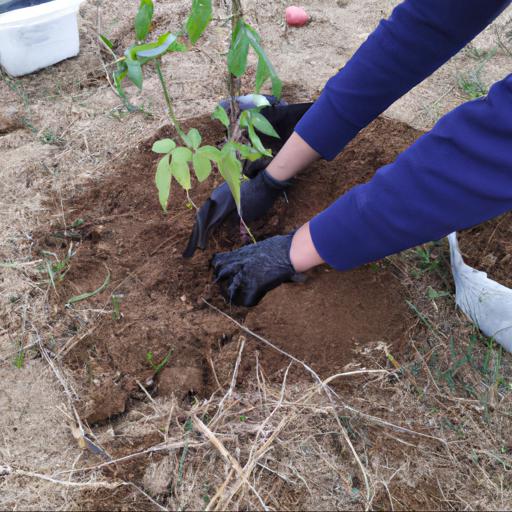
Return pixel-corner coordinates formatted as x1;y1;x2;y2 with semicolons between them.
192;415;269;511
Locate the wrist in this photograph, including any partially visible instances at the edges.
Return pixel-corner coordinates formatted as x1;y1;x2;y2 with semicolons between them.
261;168;292;190
289;222;324;272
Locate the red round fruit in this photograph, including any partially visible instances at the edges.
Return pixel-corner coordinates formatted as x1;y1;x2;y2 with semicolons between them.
285;6;309;27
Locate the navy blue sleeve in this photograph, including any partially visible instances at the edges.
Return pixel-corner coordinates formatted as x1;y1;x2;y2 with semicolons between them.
309;75;512;270
295;0;510;160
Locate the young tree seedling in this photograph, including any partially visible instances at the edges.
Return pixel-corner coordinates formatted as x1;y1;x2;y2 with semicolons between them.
100;0;282;238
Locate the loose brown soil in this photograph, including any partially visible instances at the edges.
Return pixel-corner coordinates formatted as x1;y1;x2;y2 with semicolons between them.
39;115;421;425
459;212;512;288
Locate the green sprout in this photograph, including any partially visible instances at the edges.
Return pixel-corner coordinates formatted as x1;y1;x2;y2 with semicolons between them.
146;348;174;374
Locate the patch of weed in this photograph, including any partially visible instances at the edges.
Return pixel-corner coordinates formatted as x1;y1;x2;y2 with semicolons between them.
457;47;496;99
146;348;173;375
111;293;123;320
40;128;65;146
39;249;73;289
13;341;25;369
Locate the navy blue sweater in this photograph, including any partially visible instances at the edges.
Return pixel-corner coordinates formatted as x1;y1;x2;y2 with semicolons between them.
294;0;512;270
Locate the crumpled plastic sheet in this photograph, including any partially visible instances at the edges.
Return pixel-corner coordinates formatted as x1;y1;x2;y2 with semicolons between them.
448;232;512;352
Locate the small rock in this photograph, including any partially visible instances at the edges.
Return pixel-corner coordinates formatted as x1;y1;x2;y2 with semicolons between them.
285;6;310;27
84;379;128;424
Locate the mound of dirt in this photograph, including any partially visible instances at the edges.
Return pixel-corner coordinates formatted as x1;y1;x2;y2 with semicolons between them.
40;115;424;424
458;212;512;288
245;266;407;378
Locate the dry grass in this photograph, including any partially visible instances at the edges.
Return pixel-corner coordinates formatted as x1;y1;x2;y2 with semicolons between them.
23;300;509;511
1;0;512;510
2;247;512;509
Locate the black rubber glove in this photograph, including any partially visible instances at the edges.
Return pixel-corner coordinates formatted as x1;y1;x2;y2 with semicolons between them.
183;103;313;258
183;170;291;258
243;102;313;178
211;233;303;307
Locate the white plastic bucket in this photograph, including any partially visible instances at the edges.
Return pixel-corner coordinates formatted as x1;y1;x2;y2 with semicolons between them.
0;0;84;76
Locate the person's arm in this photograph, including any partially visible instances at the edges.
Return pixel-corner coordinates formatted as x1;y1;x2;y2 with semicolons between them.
291;0;510;162
266;132;320;181
212;76;512;306
302;75;512;271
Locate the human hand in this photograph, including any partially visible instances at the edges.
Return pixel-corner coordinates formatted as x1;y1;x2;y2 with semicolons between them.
183;102;313;258
183;170;291;258
211;233;303;306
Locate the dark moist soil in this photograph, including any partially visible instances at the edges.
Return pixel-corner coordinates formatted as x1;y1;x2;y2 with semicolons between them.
41;115;424;425
458;212;512;288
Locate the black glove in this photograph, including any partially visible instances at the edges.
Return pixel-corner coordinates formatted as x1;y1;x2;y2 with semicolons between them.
183;103;313;258
211;233;303;307
183;169;291;258
243;102;313;178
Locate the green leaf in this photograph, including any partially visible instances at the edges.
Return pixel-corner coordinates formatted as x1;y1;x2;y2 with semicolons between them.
244;23;282;97
250;111;280;138
192;152;212;182
170;147;192;189
67;269;111;306
238;110;249;129
227;19;250;77
184;128;202;149
169;40;188;52
135;0;154;41
134;32;177;59
234;143;264;161
126;58;143;89
152;138;176;154
186;0;212;44
153;349;174;374
255;56;270;93
155;154;172;211
197;145;221;162
219;145;242;211
212;105;230;129
248;124;271;156
99;34;114;50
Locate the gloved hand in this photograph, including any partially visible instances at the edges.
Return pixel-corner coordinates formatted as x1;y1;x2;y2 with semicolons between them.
211;233;303;306
183;102;313;257
183;169;291;258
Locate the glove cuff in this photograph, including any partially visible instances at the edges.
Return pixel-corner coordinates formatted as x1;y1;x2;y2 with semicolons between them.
261;169;293;191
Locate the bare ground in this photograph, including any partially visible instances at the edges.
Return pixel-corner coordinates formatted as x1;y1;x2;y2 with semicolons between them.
1;0;512;510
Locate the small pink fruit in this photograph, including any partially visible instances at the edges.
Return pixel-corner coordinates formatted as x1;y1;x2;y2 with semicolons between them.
285;6;309;27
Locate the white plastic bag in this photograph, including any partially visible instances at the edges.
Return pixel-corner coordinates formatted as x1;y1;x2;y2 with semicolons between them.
448;232;512;352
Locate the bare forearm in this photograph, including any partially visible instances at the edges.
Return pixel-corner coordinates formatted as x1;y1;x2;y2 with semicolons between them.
266;133;323;271
266;132;320;181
